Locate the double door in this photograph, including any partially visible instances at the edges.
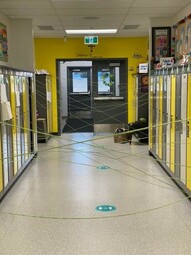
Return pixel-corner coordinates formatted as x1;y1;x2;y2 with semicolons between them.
65;60;127;132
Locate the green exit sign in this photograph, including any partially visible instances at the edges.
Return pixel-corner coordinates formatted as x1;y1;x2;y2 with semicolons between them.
84;36;98;45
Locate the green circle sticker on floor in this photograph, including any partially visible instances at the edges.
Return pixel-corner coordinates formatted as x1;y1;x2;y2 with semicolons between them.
95;205;116;212
97;165;111;170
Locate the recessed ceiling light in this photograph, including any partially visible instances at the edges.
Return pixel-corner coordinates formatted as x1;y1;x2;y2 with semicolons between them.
65;29;117;34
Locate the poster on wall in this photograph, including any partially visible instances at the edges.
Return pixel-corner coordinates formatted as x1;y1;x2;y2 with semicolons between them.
152;27;171;63
0;22;8;62
174;14;191;60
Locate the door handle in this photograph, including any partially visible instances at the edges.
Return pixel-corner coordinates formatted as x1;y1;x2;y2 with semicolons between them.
187;121;190;138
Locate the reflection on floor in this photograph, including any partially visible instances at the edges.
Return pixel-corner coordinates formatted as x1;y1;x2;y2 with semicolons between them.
0;133;191;255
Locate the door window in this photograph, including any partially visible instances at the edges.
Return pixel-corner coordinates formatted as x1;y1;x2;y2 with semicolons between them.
71;70;89;93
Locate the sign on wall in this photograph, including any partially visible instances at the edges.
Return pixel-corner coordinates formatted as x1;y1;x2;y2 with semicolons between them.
0;22;8;62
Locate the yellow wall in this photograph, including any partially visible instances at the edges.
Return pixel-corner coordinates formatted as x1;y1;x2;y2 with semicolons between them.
34;37;148;132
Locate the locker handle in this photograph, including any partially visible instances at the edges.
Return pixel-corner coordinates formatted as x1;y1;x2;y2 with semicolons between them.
187;121;190;138
170;115;173;129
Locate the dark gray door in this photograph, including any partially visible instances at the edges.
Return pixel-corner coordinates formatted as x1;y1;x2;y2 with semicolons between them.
92;60;127;132
68;67;91;119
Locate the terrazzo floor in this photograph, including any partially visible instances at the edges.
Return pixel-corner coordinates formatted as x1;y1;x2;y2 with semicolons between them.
0;133;191;255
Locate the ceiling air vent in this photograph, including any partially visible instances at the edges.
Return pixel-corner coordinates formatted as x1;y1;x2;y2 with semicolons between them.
123;25;139;30
83;16;100;20
38;26;54;30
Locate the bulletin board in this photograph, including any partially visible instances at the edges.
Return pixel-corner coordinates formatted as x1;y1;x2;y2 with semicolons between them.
174;14;191;60
0;22;8;62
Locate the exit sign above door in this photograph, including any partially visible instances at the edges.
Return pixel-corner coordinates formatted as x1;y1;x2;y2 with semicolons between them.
84;36;98;45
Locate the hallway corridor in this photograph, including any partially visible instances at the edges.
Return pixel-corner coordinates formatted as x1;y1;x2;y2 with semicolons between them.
0;133;191;255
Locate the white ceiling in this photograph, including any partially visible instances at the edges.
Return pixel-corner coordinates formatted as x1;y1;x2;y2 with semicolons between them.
0;0;190;38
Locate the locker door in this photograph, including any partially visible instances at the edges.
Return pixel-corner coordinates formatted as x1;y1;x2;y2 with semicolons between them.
170;75;176;173
46;76;52;133
149;76;153;149
0;129;3;192
175;74;182;178
187;73;191;190
10;75;18;175
135;76;138;121
20;77;25;164
155;76;160;156
15;77;22;169
152;76;157;152
166;75;171;167
162;75;167;162
180;74;188;184
0;75;11;187
158;76;163;159
22;77;30;161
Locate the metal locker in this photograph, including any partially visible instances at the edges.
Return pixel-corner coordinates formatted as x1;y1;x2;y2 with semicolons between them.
162;74;167;162
149;76;154;149
152;75;157;153
158;75;163;159
0;129;3;192
22;77;31;161
174;73;182;178
187;73;191;190
180;73;188;185
15;77;22;170
155;75;160;156
10;75;18;175
170;74;176;173
166;75;171;168
0;75;10;187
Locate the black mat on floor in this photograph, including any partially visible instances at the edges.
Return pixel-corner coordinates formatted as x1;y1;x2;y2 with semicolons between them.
62;118;94;133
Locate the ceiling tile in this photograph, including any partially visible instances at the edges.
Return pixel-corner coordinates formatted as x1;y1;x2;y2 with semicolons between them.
51;0;134;9
1;8;56;16
128;7;180;16
0;1;52;9
56;8;128;16
132;0;191;8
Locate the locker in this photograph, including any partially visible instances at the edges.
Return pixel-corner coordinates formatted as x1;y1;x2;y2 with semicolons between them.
162;74;167;162
152;76;157;152
180;74;188;184
170;74;176;173
15;77;22;169
187;73;191;190
10;75;18;175
0;130;3;192
158;75;163;159
166;75;171;167
149;66;191;196
149;76;153;149
0;67;37;200
174;74;182;178
22;77;30;161
155;76;160;155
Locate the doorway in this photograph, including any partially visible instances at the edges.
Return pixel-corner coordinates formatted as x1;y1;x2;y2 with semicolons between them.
57;59;128;134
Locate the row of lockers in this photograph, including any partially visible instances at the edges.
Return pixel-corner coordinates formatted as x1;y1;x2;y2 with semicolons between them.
149;65;191;195
0;67;37;199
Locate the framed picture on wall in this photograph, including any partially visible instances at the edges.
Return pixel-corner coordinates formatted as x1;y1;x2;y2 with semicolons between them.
152;27;171;64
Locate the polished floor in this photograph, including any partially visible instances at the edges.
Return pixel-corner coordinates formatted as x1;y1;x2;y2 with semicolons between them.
0;133;191;255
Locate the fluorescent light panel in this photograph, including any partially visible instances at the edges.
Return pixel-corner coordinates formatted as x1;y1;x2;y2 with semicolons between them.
66;29;117;34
